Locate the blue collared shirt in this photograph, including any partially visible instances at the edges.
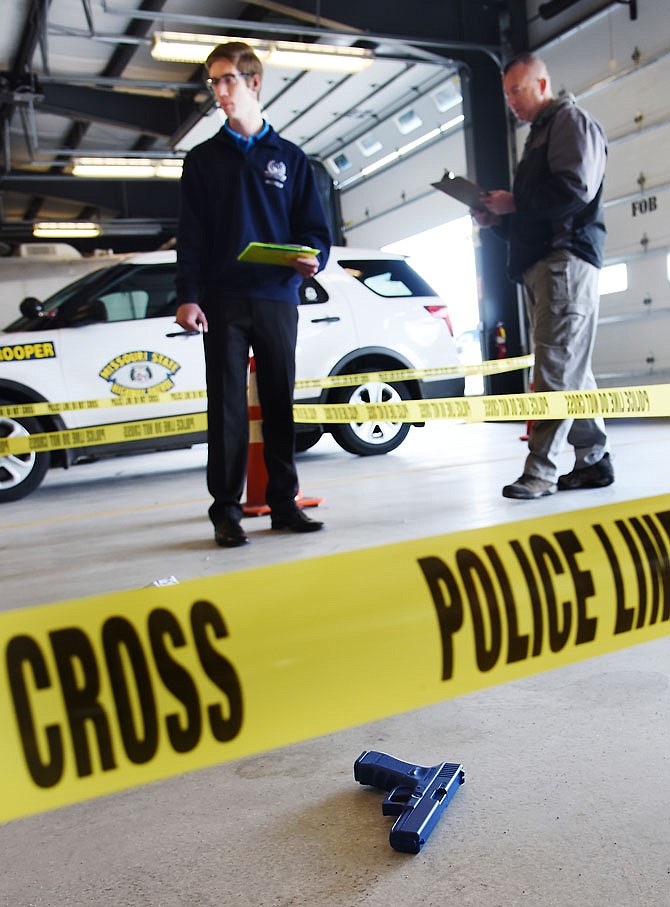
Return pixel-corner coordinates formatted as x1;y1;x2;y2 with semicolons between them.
223;119;270;153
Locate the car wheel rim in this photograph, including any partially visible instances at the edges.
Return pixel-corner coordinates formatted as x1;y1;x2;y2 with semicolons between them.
0;417;36;490
346;382;404;445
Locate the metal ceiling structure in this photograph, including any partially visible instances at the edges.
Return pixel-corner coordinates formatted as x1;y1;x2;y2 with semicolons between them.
0;1;621;254
0;0;629;402
0;0;511;253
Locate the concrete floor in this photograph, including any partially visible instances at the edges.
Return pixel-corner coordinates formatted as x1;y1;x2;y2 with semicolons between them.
2;418;669;906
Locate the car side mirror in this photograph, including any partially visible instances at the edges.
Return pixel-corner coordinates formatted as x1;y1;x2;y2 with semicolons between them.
19;296;44;318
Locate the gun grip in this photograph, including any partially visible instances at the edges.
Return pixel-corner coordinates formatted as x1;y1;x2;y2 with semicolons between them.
354;750;425;791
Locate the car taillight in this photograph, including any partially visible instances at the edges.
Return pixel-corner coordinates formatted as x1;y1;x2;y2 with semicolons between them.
425;305;454;336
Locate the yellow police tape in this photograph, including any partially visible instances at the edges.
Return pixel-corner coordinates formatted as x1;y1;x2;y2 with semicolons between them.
293;353;535;390
1;384;669;458
0;354;534;421
0;413;208;457
0;389;208;420
295;383;670;425
1;494;668;823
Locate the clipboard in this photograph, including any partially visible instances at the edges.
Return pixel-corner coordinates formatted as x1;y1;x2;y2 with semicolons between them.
431;173;489;212
237;242;320;266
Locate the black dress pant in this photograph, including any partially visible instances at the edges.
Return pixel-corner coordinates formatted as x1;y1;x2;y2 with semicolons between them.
202;296;299;524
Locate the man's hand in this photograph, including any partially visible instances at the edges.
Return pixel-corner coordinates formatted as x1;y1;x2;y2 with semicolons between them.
483;190;516;215
175;303;208;333
291;255;320;278
471;207;501;228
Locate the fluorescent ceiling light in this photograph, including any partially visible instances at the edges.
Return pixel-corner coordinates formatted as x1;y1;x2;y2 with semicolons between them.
152;32;221;63
33;222;101;239
153;160;184;179
72;158;183;178
151;31;373;73
263;44;373;72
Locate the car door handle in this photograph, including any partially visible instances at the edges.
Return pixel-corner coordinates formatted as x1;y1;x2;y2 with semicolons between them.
165;330;202;337
310;316;340;323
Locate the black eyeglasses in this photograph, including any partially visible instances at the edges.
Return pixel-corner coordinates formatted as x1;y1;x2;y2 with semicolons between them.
205;73;252;90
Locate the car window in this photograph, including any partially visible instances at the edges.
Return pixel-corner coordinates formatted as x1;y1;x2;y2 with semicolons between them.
1;262;178;332
337;258;438;298
364;273;412;296
98;265;177;322
299;277;329;306
2;266;112;332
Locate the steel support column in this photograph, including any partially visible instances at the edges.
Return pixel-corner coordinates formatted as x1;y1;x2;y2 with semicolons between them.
458;49;525;395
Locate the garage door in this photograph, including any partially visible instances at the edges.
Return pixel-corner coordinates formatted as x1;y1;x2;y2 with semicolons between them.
529;2;670;387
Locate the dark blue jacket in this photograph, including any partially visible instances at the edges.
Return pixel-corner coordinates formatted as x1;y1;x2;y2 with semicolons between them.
176;124;331;306
497;96;607;282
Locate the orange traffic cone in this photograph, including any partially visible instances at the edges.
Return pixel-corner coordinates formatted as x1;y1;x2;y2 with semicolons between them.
242;357;270;515
242;357;323;516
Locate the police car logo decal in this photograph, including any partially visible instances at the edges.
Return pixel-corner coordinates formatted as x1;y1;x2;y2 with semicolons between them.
99;351;181;395
264;159;287;188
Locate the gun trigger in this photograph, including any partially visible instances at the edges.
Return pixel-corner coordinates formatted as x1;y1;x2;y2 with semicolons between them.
382;785;412;817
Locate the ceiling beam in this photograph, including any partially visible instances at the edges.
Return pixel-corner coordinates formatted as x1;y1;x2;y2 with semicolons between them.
0;172;180;218
250;0;500;45
238;0;362;31
101;0;168;78
37;82;198;138
0;1;53;130
10;0;53;77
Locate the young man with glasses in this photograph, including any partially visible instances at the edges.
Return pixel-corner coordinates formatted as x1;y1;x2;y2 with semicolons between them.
175;42;331;547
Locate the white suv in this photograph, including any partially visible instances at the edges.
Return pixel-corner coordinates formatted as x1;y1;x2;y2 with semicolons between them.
0;247;464;502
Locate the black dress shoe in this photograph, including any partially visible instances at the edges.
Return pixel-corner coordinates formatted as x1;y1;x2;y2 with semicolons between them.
271;509;324;533
214;518;249;547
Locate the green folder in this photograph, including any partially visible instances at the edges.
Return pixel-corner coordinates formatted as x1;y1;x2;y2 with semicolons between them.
237;242;320;265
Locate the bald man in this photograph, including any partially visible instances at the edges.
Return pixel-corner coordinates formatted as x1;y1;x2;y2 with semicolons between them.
474;53;613;500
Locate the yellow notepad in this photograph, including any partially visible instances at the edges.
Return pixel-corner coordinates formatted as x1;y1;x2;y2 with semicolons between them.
237;242;320;265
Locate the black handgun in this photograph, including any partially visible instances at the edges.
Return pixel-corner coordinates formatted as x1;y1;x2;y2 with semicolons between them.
354;750;465;854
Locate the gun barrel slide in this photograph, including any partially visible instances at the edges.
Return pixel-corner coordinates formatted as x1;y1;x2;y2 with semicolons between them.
354;750;465;854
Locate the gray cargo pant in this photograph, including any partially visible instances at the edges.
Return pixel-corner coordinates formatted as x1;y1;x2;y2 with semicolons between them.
522;249;608;482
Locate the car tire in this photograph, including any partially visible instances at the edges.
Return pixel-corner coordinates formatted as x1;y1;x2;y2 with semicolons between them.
295;427;323;453
330;380;411;456
0;404;51;502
